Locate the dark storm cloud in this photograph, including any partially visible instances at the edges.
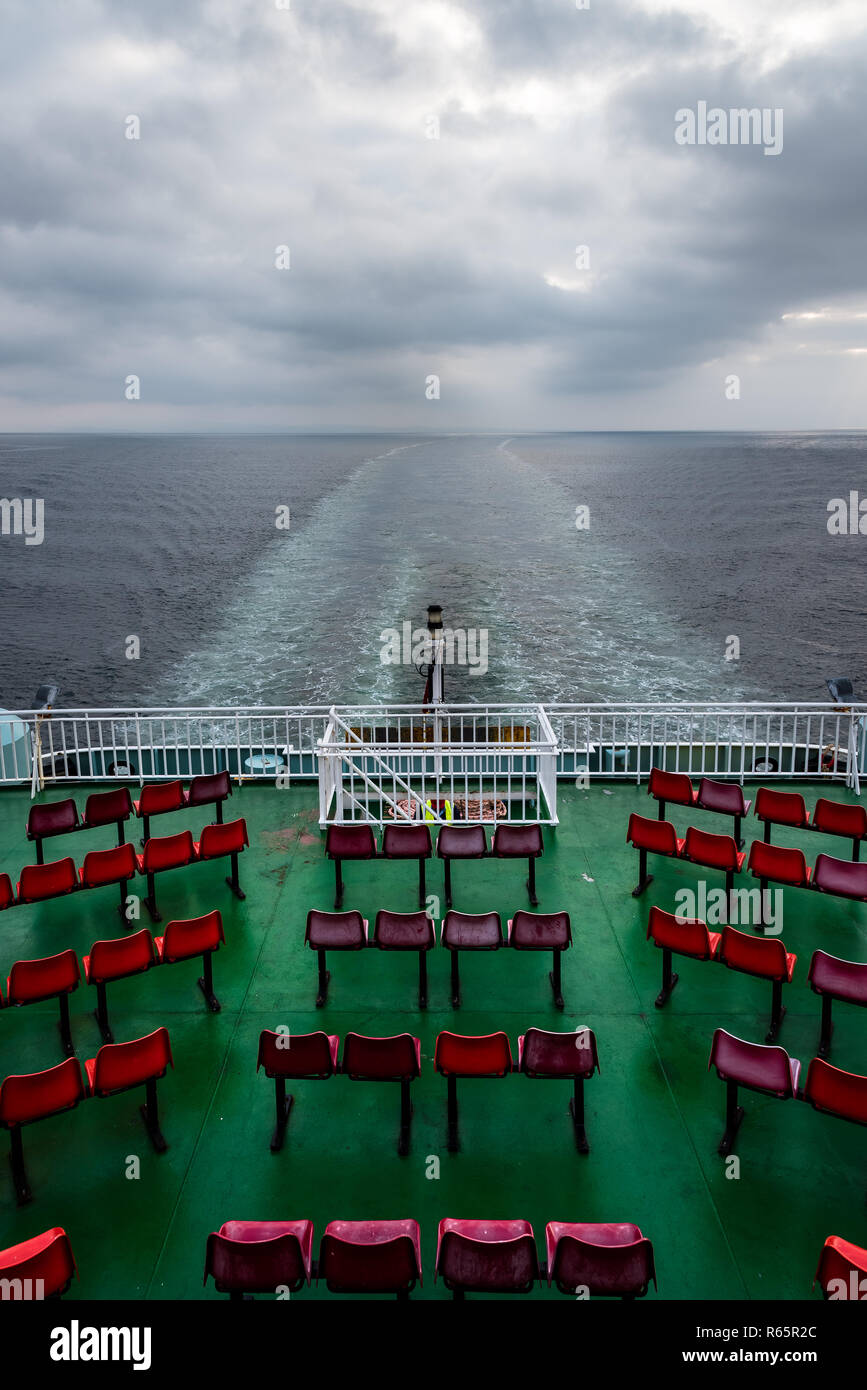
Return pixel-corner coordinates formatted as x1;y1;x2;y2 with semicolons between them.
0;0;865;427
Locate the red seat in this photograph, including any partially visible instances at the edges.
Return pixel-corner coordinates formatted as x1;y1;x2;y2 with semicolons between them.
0;874;12;911
646;906;721;1008
437;824;489;910
813;798;867;860
708;1028;800;1156
0;1057;87;1204
814;1235;867;1301
16;856;78;906
625;814;684;897
696;778;751;845
136;830;197;922
747;839;811;888
508;910;572;1009
719;927;796;1043
518;1027;599;1152
134;780;185;840
341;1033;421;1155
435;1218;538;1297
6;949;81;1057
433;1031;513;1153
26;799;79;863
802;1056;867;1128
185;771;232;822
83;929;158;1043
195;819;249;903
373;910;436;1009
256;1030;339;1151
441;911;502;1009
381;823;432;910
754;787;811;843
205;1220;313;1298
812;853;867;902
0;1226;76;1299
85;1027;173;1153
319;1219;422;1297
0;1228;76;1301
81;786;133;843
546;1222;656;1298
647;767;696;813
325;823;377;909
682;826;744;873
304;909;368;1008
491;824;544;906
155;910;225;1013
807;950;867;1058
79;842;138;923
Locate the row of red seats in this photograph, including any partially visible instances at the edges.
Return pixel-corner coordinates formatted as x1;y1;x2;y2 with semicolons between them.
648;907;867;1052
0;819;249;924
648;769;867;861
626;814;867;911
303;908;572;1009
4;1223;865;1302
24;773;233;862
0;1027;174;1204
325;821;544;909
258;1026;600;1155
0;910;225;1055
709;1028;867;1174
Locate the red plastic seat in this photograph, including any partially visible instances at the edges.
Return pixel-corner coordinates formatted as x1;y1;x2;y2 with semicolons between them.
81;786;133;842
807;950;867;1058
381;823;432;910
814;1235;867;1301
304;909;368;1007
435;1218;539;1296
518;1026;599;1151
136;830;197;922
708;1028;800;1156
195;818;249;902
0;1227;76;1299
492;824;544;906
747;839;811;888
437;824;489;909
682;826;744;873
256;1030;339;1151
647;767;696;813
626;813;684;897
155;910;225;1013
0;874;12;911
341;1033;421;1155
16;856;78;906
85;1027;173;1153
719;927;796;1042
754;787;811;843
546;1222;656;1298
319;1219;422;1297
83;928;158;1043
325;823;377;909
802;1057;867;1128
373;910;436;1009
185;771;232;822
441;911;502;1008
696;778;751;844
813;798;867;860
79;841;138;923
204;1220;313;1298
813;853;867;902
26;799;79;863
134;780;185;839
646;905;721;1008
434;1031;513;1153
6;949;81;1057
0;1057;87;1204
508;910;572;1009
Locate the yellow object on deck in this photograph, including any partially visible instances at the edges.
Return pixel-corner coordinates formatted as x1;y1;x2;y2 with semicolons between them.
425;799;453;821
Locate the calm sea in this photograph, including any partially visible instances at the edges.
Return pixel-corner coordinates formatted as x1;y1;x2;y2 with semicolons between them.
0;431;864;710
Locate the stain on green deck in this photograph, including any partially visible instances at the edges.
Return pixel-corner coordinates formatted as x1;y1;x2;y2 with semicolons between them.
0;782;865;1300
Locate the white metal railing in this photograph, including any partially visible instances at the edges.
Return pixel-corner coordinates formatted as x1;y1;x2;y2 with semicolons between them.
1;702;863;806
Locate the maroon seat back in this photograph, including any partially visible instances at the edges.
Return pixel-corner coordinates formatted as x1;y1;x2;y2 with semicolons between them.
305;909;367;949
546;1222;656;1297
435;1219;538;1293
0;875;12;911
341;1033;421;1080
436;824;488;858
491;824;543;857
82;786;133;828
509;910;571;949
205;1220;312;1293
187;771;232;807
373;910;436;950
813;854;867;901
696;778;748;815
381;823;432;858
256;1029;338;1079
519;1027;599;1079
319;1220;422;1294
27;800;79;839
708;1029;797;1097
6;949;81;1005
325;824;376;860
0;1058;86;1128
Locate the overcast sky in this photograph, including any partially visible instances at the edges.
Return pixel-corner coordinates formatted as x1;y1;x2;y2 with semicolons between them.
1;0;866;431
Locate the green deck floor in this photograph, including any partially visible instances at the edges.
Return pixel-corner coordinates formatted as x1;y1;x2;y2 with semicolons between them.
1;779;866;1300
